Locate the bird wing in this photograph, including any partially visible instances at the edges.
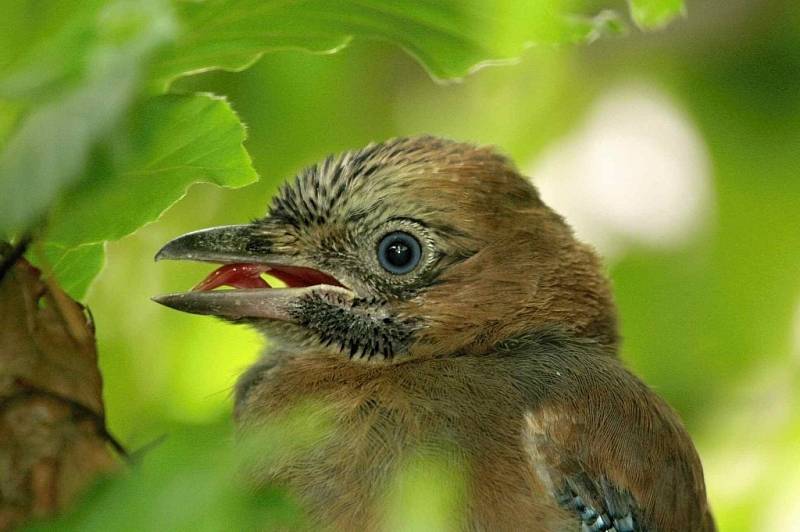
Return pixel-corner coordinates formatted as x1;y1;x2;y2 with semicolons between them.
554;472;642;532
523;408;645;531
521;391;715;532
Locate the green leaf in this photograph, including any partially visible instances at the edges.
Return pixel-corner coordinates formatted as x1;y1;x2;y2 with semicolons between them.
0;100;22;151
627;0;685;29
45;93;256;247
151;0;624;87
0;0;101;101
36;242;106;300
0;0;177;236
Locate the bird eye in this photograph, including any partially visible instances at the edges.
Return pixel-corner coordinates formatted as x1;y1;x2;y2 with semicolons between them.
377;232;421;274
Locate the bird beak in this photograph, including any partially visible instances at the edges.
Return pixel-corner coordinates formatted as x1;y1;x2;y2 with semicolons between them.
152;224;353;321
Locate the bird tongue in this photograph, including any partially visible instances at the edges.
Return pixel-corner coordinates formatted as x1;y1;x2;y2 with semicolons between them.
192;263;344;291
193;263;271;291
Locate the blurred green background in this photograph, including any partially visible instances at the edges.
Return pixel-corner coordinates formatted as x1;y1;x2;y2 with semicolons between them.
12;0;799;530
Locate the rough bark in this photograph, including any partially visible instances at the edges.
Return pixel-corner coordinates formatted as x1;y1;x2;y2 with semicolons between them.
0;246;119;531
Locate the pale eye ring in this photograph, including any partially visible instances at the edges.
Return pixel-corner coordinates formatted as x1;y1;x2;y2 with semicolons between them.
377;231;421;274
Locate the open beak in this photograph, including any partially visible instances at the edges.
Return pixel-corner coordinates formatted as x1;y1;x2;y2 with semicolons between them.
152;224;353;320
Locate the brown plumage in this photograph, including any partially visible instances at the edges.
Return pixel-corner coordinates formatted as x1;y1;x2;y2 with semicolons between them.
155;136;714;531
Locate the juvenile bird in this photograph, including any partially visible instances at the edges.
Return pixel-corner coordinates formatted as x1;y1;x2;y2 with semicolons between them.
154;137;714;531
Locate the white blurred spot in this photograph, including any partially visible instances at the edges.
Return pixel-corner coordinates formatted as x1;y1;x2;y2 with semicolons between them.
764;475;800;532
530;83;713;258
704;450;765;501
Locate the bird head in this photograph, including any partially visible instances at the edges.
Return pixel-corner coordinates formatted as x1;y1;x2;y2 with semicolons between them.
154;137;617;361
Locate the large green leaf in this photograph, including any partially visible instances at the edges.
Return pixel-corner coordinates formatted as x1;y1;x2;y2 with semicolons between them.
37;242;106;300
36;93;256;297
0;0;105;101
151;0;624;87
627;0;685;29
46;93;256;248
0;0;177;236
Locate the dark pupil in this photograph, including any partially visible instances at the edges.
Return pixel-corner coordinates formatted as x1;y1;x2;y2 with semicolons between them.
385;240;412;267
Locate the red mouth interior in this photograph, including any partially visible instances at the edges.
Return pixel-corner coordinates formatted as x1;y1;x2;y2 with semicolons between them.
193;263;344;291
